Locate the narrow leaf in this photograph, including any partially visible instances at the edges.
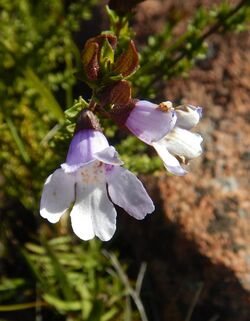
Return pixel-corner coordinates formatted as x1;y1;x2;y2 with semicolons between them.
0;301;47;312
42;239;76;301
43;294;81;312
24;68;64;121
5;116;31;164
21;249;51;294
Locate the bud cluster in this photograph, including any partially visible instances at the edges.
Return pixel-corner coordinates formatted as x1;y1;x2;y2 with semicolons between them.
81;34;138;90
80;33;140;125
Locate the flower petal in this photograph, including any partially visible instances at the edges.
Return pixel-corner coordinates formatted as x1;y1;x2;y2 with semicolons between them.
106;166;155;220
153;142;187;176
61;129;109;173
40;168;75;223
175;105;202;129
94;146;124;165
70;163;117;241
164;127;203;160
125;100;177;144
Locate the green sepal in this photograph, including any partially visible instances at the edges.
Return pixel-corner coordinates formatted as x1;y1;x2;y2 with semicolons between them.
64;98;88;119
100;38;115;65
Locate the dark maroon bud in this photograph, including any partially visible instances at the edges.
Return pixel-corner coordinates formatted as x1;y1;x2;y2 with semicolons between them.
75;110;102;133
101;80;132;106
110;99;138;126
94;34;117;50
82;42;100;81
113;41;139;77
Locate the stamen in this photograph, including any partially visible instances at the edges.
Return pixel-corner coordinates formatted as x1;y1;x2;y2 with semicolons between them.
158;101;173;112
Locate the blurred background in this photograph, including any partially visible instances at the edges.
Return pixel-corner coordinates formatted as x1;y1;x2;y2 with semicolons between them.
0;0;249;320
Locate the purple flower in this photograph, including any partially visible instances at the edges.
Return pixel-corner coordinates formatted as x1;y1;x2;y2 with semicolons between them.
125;100;203;176
40;129;154;241
125;100;177;144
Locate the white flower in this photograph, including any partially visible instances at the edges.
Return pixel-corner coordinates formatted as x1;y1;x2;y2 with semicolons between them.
152;104;203;175
124;100;203;175
40;129;154;241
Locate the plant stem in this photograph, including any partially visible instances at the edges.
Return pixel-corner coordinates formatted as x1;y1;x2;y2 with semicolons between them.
88;96;97;111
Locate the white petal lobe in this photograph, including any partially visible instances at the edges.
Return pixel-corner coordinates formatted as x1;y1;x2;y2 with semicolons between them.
40;168;75;223
94;146;124;165
70;163;117;241
106;166;155;220
153;142;187;176
175;105;202;129
164;127;203;159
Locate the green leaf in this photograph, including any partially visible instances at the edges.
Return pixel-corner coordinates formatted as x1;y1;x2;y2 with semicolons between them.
41;239;76;301
66;123;76;133
25;243;45;255
48;236;72;246
105;5;119;25
43;294;81;312
101;307;119;321
0;301;46;312
64;97;88;119
86;300;104;321
0;278;25;292
21;249;52;294
5;116;31;164
24;68;64;122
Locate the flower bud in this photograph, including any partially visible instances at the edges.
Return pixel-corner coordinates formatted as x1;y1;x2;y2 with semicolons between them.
113;40;139;77
101;80;131;106
110;100;136;126
82;34;117;81
109;80;131;105
95;34;117;50
82;41;99;81
75;110;102;133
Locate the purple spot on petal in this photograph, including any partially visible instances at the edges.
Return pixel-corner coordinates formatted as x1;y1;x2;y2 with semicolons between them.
105;164;114;174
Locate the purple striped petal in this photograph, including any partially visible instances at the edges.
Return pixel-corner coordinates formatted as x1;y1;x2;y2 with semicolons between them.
61;129;109;173
125;100;177;144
